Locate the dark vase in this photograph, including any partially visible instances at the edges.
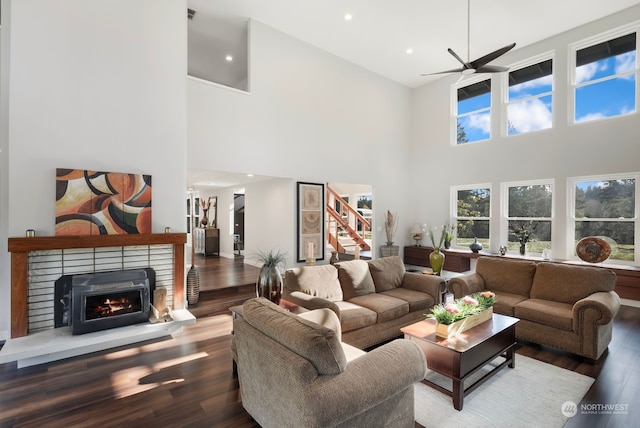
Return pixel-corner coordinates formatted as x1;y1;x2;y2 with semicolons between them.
519;243;526;256
256;265;283;304
429;248;445;276
469;238;483;253
444;240;451;249
186;265;200;305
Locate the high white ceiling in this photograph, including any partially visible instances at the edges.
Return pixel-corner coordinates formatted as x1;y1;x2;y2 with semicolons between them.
187;0;640;88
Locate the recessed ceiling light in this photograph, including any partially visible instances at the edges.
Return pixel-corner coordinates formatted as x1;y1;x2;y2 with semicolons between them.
344;13;352;21
406;48;414;55
225;55;233;62
247;174;254;177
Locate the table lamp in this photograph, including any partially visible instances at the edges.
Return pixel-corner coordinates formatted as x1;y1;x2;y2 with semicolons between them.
411;223;424;246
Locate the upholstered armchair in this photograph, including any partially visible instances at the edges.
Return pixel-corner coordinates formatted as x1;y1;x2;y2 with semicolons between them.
233;298;427;428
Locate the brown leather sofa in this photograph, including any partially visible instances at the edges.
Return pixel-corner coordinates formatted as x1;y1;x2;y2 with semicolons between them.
447;256;621;360
283;256;445;349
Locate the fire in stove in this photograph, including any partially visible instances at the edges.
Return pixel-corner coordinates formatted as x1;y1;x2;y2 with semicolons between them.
88;293;138;320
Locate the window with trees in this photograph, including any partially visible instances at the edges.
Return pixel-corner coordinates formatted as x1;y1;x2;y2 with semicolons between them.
572;28;637;123
569;175;637;263
453;186;491;248
507;57;553;135
456;78;491;144
504;181;553;254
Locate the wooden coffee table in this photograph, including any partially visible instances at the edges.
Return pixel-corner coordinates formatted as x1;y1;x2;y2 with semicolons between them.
401;313;519;410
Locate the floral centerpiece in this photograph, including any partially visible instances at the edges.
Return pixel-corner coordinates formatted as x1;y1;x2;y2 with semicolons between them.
510;221;537;255
427;291;496;338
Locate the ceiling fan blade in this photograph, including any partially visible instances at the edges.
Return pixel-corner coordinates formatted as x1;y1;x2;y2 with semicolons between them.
447;48;469;67
421;67;465;76
475;64;509;73
469;42;516;69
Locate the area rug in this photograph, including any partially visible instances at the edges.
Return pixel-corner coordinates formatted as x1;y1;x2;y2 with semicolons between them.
414;355;594;428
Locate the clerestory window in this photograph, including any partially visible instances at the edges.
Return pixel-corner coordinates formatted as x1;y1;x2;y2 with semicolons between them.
571;28;637;123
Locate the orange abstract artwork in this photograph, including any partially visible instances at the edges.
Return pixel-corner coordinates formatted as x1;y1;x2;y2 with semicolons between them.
55;169;152;236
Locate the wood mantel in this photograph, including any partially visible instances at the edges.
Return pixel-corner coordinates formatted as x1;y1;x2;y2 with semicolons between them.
8;233;187;338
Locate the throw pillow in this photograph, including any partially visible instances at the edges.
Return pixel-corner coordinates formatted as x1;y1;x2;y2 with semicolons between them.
335;260;376;301
368;256;404;292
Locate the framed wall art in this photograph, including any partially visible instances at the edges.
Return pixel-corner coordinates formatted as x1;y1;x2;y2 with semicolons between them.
297;181;325;262
55;168;152;236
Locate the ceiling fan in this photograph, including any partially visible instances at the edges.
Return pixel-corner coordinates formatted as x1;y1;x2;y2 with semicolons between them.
423;0;516;77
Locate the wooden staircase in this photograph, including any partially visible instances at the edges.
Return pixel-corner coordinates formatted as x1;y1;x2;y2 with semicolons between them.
326;185;371;254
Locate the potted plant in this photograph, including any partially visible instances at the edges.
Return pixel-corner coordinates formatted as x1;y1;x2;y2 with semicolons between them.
443;223;456;249
381;210;399;257
254;249;288;304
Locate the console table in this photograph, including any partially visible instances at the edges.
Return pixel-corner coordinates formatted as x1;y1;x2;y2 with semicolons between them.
404;246;471;272
194;227;220;256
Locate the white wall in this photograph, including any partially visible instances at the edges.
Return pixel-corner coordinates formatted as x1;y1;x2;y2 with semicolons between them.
410;5;640;259
0;0;188;339
188;20;414;264
244;177;295;268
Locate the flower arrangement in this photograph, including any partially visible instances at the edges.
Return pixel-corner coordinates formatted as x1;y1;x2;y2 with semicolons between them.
427;291;496;325
510;221;537;245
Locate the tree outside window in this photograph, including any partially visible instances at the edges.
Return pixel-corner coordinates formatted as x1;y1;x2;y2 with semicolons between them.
572;177;636;263
455;187;490;248
506;183;553;254
456;79;491;144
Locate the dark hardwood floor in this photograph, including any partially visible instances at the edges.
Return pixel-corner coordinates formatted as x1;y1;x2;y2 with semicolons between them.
0;256;638;427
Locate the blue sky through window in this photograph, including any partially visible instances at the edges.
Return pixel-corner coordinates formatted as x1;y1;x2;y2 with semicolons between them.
575;51;636;122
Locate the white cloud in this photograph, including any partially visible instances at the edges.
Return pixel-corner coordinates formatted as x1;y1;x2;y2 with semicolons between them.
467;112;491;134
510;75;553;95
615;52;636;78
576;61;608;84
508;98;552;133
576;112;606;122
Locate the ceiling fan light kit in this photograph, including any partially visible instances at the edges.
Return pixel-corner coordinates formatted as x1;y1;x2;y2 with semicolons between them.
423;0;516;78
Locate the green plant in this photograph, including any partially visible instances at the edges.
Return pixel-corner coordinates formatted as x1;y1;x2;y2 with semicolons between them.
429;225;446;249
253;248;288;268
443;223;456;242
426;291;496;325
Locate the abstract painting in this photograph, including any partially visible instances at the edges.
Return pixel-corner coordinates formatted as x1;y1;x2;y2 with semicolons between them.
55;168;152;235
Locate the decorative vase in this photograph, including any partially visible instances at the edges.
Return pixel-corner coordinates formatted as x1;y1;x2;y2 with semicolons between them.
444;240;451;249
186;265;200;305
201;209;209;227
330;251;339;265
429;248;445;276
469;238;483;253
519;243;526;256
436;307;493;338
256;265;283;305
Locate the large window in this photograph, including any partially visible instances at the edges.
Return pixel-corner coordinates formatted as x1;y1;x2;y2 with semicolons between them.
456;78;491;144
503;181;553;254
506;57;553;135
453;186;491;248
572;29;637;123
570;175;637;263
